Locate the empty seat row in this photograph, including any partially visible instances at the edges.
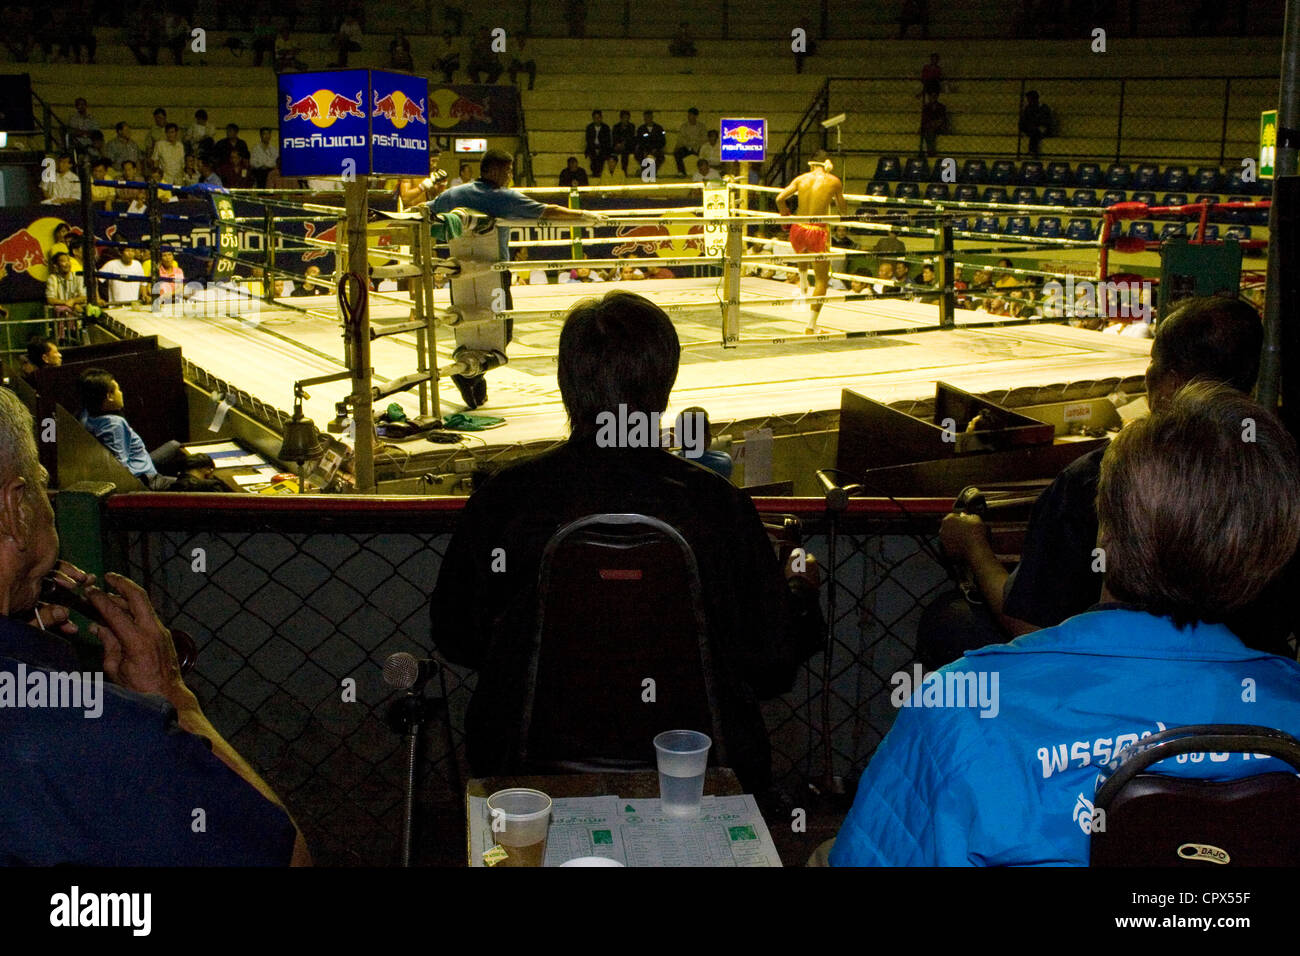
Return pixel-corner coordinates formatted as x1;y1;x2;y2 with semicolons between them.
942;217;1253;242
872;156;1270;195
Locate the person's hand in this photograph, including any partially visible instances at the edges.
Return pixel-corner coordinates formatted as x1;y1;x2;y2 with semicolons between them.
939;512;988;562
85;570;192;709
580;211;608;226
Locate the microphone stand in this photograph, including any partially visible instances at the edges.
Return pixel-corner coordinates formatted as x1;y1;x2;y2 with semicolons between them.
385;681;437;867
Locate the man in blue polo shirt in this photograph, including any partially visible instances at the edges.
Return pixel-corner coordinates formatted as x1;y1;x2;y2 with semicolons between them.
0;388;308;865
76;368;178;490
431;148;606;409
830;383;1300;866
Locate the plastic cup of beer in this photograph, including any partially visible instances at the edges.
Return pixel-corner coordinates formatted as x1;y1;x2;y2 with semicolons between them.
485;788;552;867
653;730;712;818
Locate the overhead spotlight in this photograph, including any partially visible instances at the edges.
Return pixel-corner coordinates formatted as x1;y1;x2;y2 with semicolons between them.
821;113;847;129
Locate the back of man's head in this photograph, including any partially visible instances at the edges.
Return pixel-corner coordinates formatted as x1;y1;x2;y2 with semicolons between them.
0;387;40;488
1147;295;1262;410
77;368;116;416
480;148;512;180
557;292;680;438
1098;381;1300;627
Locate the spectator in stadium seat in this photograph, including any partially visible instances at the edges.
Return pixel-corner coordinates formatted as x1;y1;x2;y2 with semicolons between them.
19;336;61;387
558;156;589;188
104;247;148;305
0;387;309;864
673;108;706;176
920;52;942;95
584;110;611;178
698;128;720;167
215;124;250;167
918;91;947;157
41;154;80;204
250;13;277;68
45;252;86;315
186;109;213;157
919;296;1297;670
692;157;722;183
104;122;141;170
77;368;180;488
116;159;145;206
611;110;636;176
163;6;189;64
197;156;222;187
65;98;99;151
466;28;503;83
432;29;460;82
327;11;363;67
150;123;184;186
449;161;474;189
831;381;1300;866
388;31;413;71
274;23;307;72
1018;89;1052;157
89;159;115;209
217;152;252;190
506;34;536;90
428;291;823;793
635;111;666;175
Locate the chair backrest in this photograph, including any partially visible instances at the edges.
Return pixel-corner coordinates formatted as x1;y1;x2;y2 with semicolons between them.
1076;163;1102;186
1198;223;1219;241
1043;186;1068;206
517;514;727;774
895;181;920;199
1194;166;1222;191
1224;169;1246;191
868;181;890;196
1035;216;1062;237
1225;224;1252;240
1018;160;1044;185
1161;165;1189;190
1066;217;1094;240
1071;188;1098;207
1160;221;1187;239
950;216;970;232
1130;190;1157;206
1005;215;1030;235
1091;725;1300;867
1129;221;1155;240
925;182;950;201
981;186;1007;204
1012;187;1038;205
903;157;930;181
955;184;979;201
990;159;1015;184
975;215;1000;233
1105;163;1131;188
1134;164;1159;188
961;158;987;183
1045;161;1073;185
1162;192;1188;207
1101;190;1125;207
874;156;901;180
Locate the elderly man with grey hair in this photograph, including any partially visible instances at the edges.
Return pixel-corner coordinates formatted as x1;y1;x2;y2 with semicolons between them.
0;388;310;865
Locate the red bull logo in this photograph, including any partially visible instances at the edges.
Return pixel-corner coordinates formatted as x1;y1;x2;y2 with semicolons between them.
0;229;45;278
610;222;704;258
283;89;366;127
449;96;489;123
724;125;762;144
301;221;339;262
611;224;669;257
373;90;429;130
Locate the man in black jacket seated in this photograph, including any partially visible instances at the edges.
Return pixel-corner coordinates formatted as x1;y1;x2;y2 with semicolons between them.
429;291;823;792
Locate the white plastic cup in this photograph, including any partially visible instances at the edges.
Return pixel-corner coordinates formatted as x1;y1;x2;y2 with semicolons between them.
486;788;552;867
559;856;625;867
653;730;712;818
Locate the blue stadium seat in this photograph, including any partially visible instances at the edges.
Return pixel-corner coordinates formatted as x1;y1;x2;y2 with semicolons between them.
1161;193;1189;208
1131;191;1157;207
1197;224;1219;241
868;181;891;197
1018;161;1045;185
1006;215;1031;235
926;182;950;201
1221;195;1253;223
1071;188;1099;207
1035;216;1062;237
1224;168;1246;191
1012;186;1038;204
990;160;1015;185
1075;163;1103;187
1160;222;1188;239
1043;186;1069;206
1161;165;1189;191
1106;164;1132;188
1102;190;1126;207
895;181;920;199
903;157;930;181
1225;225;1252;241
1194;194;1219;206
955;184;979;202
1066;218;1095;240
1194;167;1222;192
961;159;987;183
1046;162;1074;185
1248;203;1269;224
874;156;902;181
950;216;971;232
1128;221;1156;241
1133;164;1159;189
982;186;1008;204
975;216;1001;233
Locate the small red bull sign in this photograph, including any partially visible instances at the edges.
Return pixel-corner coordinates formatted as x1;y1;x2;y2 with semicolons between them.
279;69;430;178
720;118;767;162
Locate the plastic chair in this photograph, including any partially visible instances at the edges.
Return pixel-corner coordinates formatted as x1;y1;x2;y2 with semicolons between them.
1035;216;1062;237
1071;188;1098;207
990;160;1015;185
1105;164;1132;188
1130;191;1157;207
955;184;979;202
960;158;987;183
1101;190;1126;207
1045;161;1074;185
1194;167;1222;192
895;181;920;199
873;156;902;181
1133;164;1159;189
1043;186;1069;206
1090;725;1300;867
1012;186;1038;205
1197;224;1219;241
1005;215;1031;236
1066;218;1095;240
1161;165;1190;191
1160;222;1188;239
515;514;728;774
982;186;1008;204
925;182;950;201
867;181;891;197
1075;163;1102;187
974;215;1000;233
903;157;930;181
1225;225;1252;241
1128;221;1155;241
1017;160;1044;185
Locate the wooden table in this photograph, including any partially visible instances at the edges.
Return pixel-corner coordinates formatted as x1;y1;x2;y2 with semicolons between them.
466;768;746;866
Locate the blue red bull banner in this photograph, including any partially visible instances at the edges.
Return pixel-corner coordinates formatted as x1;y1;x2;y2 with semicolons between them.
426;85;520;135
280;70;430;178
719;118;767;163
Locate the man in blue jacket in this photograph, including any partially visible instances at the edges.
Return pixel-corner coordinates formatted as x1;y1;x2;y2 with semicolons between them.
831;382;1300;866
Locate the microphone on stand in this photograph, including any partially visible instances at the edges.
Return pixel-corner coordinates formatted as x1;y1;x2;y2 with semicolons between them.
384;652;436;692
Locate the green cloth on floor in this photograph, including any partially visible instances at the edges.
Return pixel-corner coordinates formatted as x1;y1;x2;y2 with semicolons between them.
443;412;506;431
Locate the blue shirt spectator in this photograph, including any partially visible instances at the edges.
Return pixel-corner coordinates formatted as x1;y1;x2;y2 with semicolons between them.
80;410;156;478
433;177;548;260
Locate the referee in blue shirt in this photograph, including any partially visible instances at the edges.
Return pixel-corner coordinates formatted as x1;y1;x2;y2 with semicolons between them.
431;149;607;409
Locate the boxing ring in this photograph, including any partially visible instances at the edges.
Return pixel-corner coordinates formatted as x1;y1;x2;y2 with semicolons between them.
84;175;1260;491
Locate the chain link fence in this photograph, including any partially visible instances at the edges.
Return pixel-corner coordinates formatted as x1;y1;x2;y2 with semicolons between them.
106;499;947;865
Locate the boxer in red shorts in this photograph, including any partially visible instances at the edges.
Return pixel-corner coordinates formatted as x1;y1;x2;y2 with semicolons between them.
775;151;848;333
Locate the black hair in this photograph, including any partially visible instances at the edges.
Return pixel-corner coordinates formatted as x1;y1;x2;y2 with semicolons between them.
115;121;128;132
25;336;54;366
557;292;681;439
165;123;178;133
154;107;166;116
77;368;117;415
1150;295;1263;395
480;148;513;178
196;109;207;120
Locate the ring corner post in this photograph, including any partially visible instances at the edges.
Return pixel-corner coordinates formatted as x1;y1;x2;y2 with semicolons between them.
344;178;375;493
723;220;743;348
